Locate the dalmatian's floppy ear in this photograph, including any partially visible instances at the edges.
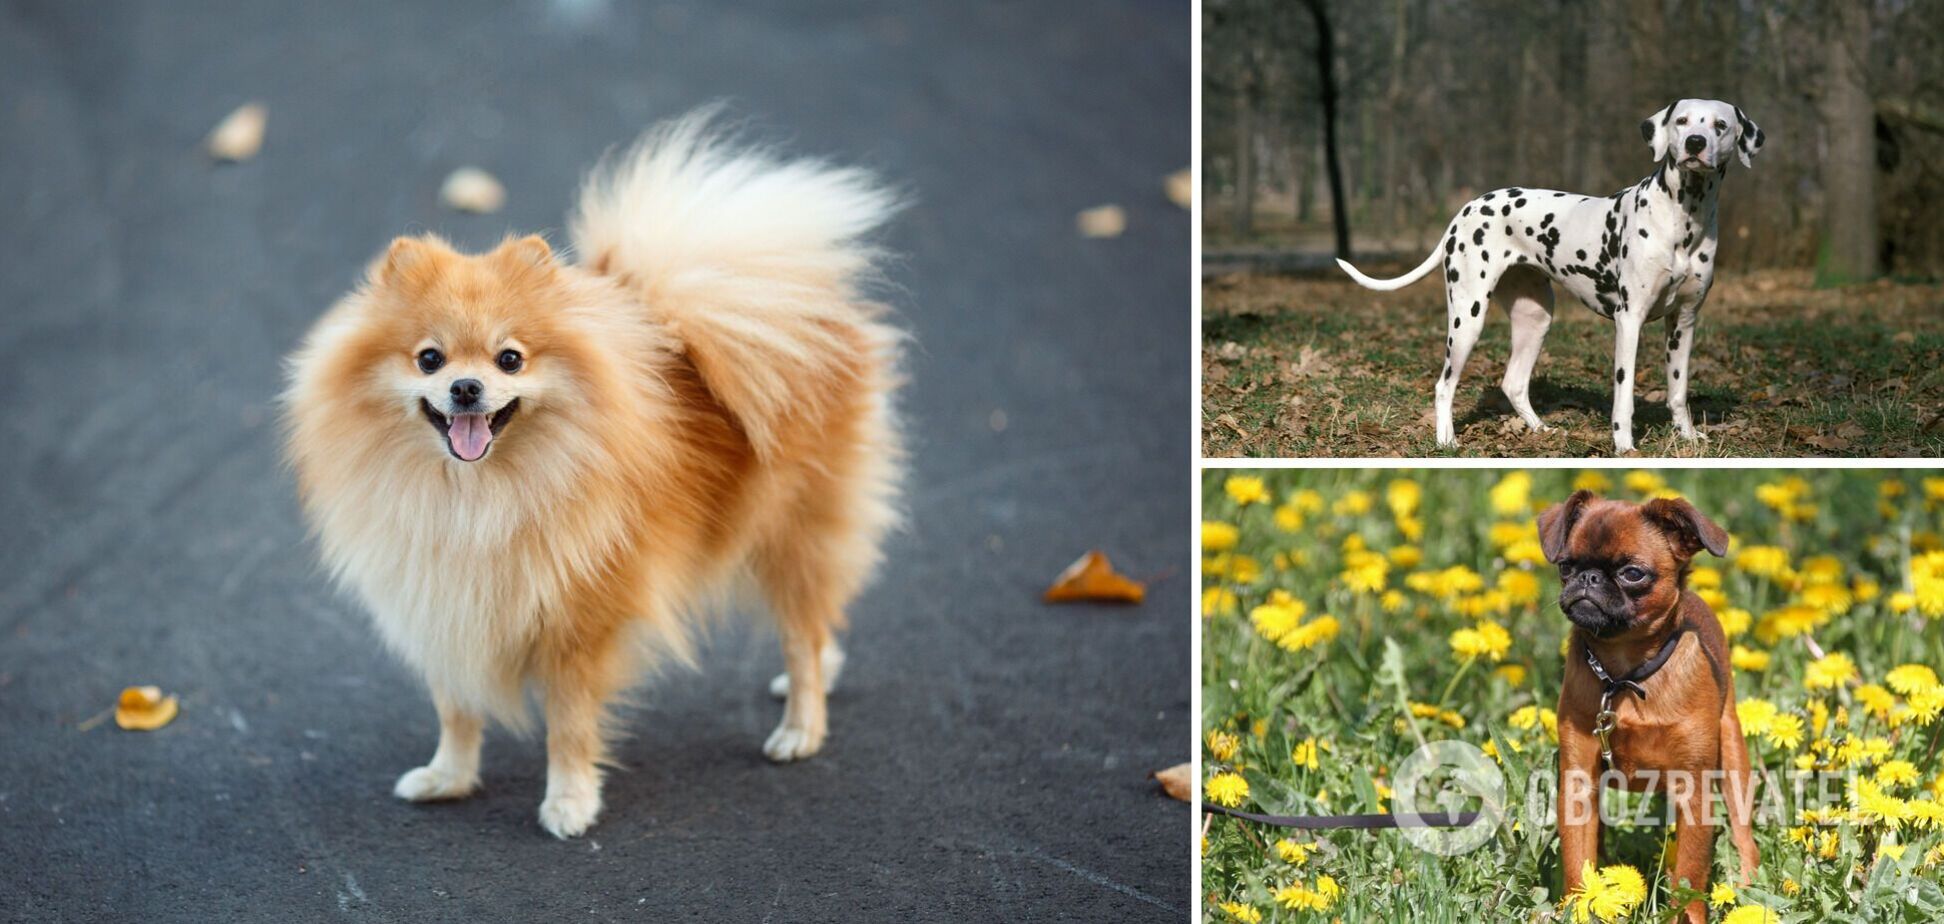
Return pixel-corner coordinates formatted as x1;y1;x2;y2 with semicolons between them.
1639;99;1681;162
1734;106;1765;167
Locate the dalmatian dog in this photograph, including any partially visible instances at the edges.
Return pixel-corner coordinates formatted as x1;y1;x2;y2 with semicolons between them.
1337;98;1763;453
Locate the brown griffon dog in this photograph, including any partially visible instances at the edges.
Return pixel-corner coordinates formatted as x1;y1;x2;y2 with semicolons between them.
1539;491;1759;923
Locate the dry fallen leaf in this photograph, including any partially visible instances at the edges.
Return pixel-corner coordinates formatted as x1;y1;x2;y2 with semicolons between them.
440;167;506;213
1043;550;1145;604
207;102;267;162
1163;169;1192;209
1152;762;1192;801
1075;204;1126;238
114;686;179;731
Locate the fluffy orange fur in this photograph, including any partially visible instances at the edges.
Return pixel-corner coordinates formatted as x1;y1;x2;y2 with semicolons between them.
282;111;903;838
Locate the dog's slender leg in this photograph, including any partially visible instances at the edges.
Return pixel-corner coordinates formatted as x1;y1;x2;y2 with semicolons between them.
1557;703;1603;894
537;650;621;839
1664;300;1705;440
1497;271;1555;432
1609;294;1650;453
1436;284;1490;447
1669;768;1716;924
393;689;484;801
754;537;857;762
1720;705;1761;884
768;638;845;700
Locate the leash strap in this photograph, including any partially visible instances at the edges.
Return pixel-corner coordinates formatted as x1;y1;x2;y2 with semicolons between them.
1201;803;1481;829
1583;624;1691;763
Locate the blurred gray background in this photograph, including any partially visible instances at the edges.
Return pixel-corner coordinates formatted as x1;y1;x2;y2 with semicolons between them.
0;1;1190;920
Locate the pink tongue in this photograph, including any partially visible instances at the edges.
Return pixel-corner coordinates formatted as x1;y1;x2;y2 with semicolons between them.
448;413;493;461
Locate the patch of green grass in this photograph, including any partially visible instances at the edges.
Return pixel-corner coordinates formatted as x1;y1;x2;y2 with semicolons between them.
1201;468;1944;923
1201;273;1944;458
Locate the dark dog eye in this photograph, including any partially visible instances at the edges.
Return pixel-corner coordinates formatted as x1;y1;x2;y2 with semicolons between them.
496;349;524;373
1676;117;1687;125
1618;566;1649;583
416;348;445;373
1716;120;1727;131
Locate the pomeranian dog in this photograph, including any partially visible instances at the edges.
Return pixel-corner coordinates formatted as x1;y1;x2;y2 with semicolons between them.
282;110;904;838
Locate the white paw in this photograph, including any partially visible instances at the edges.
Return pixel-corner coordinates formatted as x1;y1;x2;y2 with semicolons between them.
763;722;826;762
538;787;602;839
393;765;478;802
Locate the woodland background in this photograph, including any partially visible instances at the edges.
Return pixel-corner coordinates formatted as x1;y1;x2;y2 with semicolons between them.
1202;0;1944;282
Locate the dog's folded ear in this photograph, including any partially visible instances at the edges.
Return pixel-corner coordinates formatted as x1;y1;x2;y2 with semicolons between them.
1641;100;1681;162
1641;497;1731;559
1733;106;1765;167
1537;490;1596;564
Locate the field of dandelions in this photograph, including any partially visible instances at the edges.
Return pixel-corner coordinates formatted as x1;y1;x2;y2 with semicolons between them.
1200;469;1944;923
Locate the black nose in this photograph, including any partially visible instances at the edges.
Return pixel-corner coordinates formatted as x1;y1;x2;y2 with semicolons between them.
1684;135;1706;155
450;378;483;407
1578;570;1605;588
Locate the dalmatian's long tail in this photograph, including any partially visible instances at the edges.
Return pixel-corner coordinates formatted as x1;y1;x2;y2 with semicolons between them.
1335;248;1443;292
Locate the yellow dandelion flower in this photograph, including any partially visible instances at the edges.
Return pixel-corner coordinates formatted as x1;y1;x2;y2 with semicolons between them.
1205;730;1240;762
1735;545;1792;579
1566;861;1647;923
1489;471;1533;516
1889;591;1917;615
1780;878;1800;896
1755;604;1827;645
1225;476;1270;506
1623;470;1665;494
1573;470;1613;492
1204;553;1262;584
1332;490;1373;517
1273;502;1304;532
1498;569;1541;606
1206;772;1249;808
1289;489;1324;514
1690;566;1723;591
1280;615;1340;653
1736;698;1777;736
1218;902;1262;924
1730;645;1770;672
1717;607;1752;638
1202;521;1239;552
1250;597;1305;644
1274;838;1311;865
1887;664;1940;696
1387;479;1421;519
1764;714;1804;750
1387;545;1423;569
1722;905;1778;924
1854;577;1881;602
1396;514;1424;542
1490;521;1534;548
1878;760;1920;788
1857;684;1896;721
1800;581;1852;616
1380;589;1407;613
1503;537;1546;566
1340;549;1390;594
1496;664;1528;686
1806;652;1859;691
1201;586;1238;618
1709;882;1736;908
1291;737;1319;771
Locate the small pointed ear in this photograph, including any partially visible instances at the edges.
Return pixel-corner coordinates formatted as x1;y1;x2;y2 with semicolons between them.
375;235;445;288
1537;490;1596;564
1733;106;1764;168
1641;100;1681;162
1641;497;1730;559
497;234;554;269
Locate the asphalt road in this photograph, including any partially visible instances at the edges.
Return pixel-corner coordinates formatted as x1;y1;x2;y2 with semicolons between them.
0;2;1191;921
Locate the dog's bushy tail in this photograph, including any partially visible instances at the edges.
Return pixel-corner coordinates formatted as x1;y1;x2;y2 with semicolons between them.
569;107;903;455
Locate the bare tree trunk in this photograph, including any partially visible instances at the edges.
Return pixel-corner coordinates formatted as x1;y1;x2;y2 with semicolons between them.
1301;0;1351;259
1291;132;1310;222
1233;83;1255;237
1382;0;1408;234
1815;0;1879;282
